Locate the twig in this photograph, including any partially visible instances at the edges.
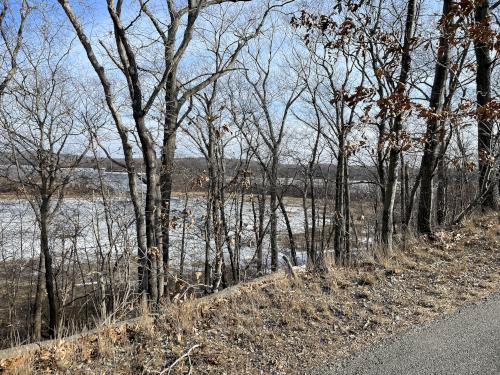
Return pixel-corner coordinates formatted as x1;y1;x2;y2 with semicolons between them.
160;344;201;375
176;283;213;301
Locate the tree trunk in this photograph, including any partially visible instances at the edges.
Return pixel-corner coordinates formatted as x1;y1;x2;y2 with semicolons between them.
343;160;351;265
32;254;45;341
98;273;106;321
278;197;298;266
417;0;452;235
135;115;160;302
210;152;224;291
155;181;164;299
474;0;498;210
161;75;180;293
269;156;279;272
40;200;57;338
234;189;245;282
204;193;212;287
161;123;177;292
302;180;311;263
400;154;407;230
211;198;223;291
256;189;265;273
179;192;189;279
309;165;317;266
381;0;417;254
334;136;345;264
436;144;447;225
121;139;148;294
219;182;237;282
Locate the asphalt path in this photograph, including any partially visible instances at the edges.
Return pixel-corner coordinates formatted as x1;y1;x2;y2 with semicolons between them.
311;294;500;375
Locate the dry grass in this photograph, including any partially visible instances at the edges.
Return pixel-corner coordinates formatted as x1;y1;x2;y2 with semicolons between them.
1;212;499;374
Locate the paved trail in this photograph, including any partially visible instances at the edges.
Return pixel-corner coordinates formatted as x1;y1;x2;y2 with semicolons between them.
311;294;500;375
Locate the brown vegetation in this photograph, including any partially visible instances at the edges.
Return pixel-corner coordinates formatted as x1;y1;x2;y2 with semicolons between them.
1;212;498;374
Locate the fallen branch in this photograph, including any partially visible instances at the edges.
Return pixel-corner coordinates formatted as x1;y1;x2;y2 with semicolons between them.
282;255;297;279
452;190;490;225
452;167;497;225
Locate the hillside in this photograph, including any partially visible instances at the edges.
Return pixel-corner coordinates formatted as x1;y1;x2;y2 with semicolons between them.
0;212;498;374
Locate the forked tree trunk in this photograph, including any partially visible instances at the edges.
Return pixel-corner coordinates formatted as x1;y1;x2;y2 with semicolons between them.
135;115;160;302
417;0;453;235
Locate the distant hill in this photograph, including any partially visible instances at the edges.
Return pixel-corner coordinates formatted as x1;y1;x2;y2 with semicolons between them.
0;152;378;180
0;152;381;196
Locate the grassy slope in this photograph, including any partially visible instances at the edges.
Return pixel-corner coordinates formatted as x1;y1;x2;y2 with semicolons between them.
1;212;499;374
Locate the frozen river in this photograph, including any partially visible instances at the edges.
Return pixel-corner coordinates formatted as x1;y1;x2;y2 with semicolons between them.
0;196;309;274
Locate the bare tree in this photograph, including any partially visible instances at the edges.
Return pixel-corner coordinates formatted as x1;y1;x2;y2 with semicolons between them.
238;28;303;272
0;34;89;337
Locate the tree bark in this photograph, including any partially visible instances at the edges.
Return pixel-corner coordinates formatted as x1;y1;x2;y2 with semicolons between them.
436;143;447;226
204;192;212;286
269;156;279;272
256;189;265;273
474;0;498;210
32;254;45;341
40;199;57;338
334;135;346;264
343;160;351;265
278;197;298;266
161;93;178;293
